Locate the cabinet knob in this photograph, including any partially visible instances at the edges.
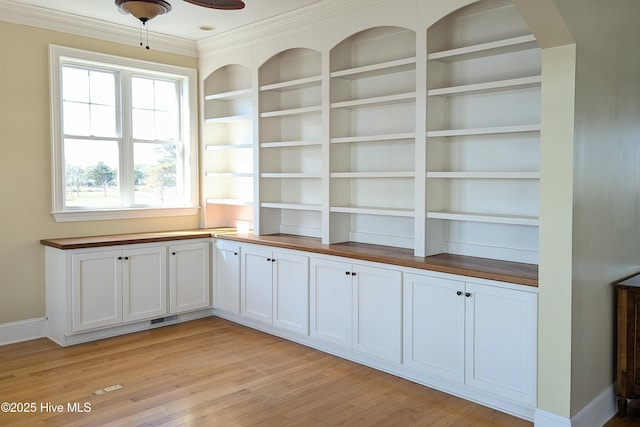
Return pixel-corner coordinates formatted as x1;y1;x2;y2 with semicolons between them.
172;252;176;255
456;291;462;296
124;257;129;260
271;258;276;262
234;252;238;256
267;258;271;262
345;271;350;275
118;256;122;260
465;292;471;298
351;272;356;276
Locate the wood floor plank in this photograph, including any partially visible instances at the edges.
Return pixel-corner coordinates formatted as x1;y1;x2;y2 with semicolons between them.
0;317;532;426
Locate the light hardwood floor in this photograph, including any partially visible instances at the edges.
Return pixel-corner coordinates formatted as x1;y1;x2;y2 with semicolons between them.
0;317;533;426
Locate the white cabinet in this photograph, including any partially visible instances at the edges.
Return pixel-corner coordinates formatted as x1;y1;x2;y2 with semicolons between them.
169;241;211;314
464;281;537;404
71;246;167;332
123;246;167;323
403;272;537;405
310;256;402;363
213;240;241;314
309;257;353;348
241;244;309;334
71;249;123;332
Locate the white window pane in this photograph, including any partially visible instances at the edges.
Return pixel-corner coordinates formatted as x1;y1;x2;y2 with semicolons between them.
62;67;89;102
154;111;178;141
63;102;90;135
133;142;178;205
64;139;119;208
132;77;154;109
90;105;116;137
132;108;154;140
155;80;177;111
90;71;115;106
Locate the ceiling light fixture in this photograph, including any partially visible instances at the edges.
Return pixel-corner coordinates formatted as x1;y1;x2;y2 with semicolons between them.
184;0;245;10
115;0;172;49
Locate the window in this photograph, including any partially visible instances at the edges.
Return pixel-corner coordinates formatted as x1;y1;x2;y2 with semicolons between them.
49;45;198;221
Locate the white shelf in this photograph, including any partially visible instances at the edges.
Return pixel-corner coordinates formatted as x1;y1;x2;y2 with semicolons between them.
206;115;251;124
331;92;416;109
206;143;253;151
428;76;541;97
331;171;415;179
260;173;321;179
427;211;539;226
260;75;322;92
426;124;540;138
428;35;538;63
331;133;415;144
261;202;322;211
206;198;253;206
260;105;322;118
426;172;540;179
205;88;252;101
260;140;321;148
206;172;253;178
330;206;415;218
331;57;417;79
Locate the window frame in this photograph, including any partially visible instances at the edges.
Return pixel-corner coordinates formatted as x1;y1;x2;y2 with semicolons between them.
49;45;199;222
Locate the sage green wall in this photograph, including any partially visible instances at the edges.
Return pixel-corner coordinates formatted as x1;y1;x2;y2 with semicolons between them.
0;21;199;325
554;0;640;415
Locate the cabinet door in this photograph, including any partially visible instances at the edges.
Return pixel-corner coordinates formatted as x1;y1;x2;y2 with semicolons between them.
465;282;537;405
123;246;167;322
353;264;403;363
241;245;274;323
213;241;241;314
71;250;122;332
273;251;309;334
310;257;353;347
403;273;465;383
169;242;211;314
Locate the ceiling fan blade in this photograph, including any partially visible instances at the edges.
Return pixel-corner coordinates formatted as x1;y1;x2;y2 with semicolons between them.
183;0;245;10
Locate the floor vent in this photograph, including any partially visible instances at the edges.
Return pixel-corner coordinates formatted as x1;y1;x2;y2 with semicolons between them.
151;315;178;325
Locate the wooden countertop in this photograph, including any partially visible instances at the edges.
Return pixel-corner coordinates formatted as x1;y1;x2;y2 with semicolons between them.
40;229;219;250
41;229;538;287
214;232;538;288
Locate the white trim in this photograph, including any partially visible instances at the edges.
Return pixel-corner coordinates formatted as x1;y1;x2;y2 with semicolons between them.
0;318;46;346
0;0;197;57
571;385;616;427
51;207;200;222
534;410;571;427
49;45;199;221
533;386;617;427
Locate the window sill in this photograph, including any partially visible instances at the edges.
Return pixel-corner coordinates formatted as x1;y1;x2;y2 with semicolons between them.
51;207;200;223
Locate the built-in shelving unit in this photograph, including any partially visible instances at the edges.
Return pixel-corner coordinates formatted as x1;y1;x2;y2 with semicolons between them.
257;48;323;238
202;64;254;229
200;0;541;264
329;26;417;249
425;0;541;263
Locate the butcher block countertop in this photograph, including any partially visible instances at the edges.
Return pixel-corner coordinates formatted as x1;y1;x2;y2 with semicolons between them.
41;228;538;287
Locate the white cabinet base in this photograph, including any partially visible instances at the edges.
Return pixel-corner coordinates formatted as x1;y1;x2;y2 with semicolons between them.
213;308;536;422
48;309;214;347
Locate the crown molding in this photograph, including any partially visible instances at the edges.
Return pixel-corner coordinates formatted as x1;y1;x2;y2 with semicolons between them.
196;0;388;57
0;0;198;57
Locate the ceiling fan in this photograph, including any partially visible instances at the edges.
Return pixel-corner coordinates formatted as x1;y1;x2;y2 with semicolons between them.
115;0;245;48
115;0;245;24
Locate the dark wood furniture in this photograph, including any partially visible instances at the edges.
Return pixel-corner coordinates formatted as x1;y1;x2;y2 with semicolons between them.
615;274;640;417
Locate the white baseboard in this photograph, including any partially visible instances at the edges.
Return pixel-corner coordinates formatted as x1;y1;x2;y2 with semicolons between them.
571;385;616;427
0;317;47;346
534;385;616;427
